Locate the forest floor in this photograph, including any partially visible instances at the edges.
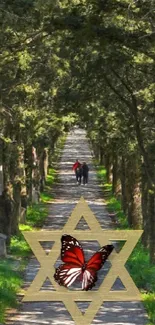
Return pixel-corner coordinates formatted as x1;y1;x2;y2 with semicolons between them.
6;128;148;325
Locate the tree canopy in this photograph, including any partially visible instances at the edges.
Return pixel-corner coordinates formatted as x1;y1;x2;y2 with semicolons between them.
0;0;155;261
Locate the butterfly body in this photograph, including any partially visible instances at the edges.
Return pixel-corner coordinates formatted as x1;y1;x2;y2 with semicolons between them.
54;235;114;291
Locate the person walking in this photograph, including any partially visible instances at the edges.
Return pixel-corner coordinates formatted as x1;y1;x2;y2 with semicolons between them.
82;162;89;185
77;165;83;185
72;159;81;183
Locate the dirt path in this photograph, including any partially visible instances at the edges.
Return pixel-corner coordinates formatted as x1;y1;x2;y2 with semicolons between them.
8;128;148;325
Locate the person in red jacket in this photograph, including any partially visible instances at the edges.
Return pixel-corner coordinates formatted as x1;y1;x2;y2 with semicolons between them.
72;159;81;183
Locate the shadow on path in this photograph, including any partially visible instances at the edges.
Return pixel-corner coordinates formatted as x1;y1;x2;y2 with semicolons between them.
7;129;148;325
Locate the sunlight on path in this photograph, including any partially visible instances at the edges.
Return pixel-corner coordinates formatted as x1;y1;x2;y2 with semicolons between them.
7;129;148;325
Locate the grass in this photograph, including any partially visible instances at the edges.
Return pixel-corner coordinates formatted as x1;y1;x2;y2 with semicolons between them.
0;258;22;323
96;164;155;325
40;168;57;203
51;135;66;163
0;169;55;322
143;294;155;325
0;136;66;323
9;168;56;259
107;197;129;229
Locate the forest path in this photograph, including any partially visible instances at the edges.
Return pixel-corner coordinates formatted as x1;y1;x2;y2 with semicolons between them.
8;128;147;325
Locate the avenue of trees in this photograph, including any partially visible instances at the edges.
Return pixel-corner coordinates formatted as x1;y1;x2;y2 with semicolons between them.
0;0;155;262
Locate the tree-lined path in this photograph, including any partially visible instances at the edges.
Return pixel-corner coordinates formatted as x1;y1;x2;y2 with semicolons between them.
7;129;147;325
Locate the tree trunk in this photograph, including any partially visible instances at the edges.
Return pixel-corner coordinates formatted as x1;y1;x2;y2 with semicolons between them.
11;182;21;235
149;191;155;263
10;143;26;233
0;139;4;196
25;145;33;202
131;182;142;229
1;184;14;245
120;156;127;214
44;149;48;180
39;148;48;192
99;146;104;165
3;142;11;187
105;153;112;183
94;143;100;161
112;153;118;195
0;165;4;196
141;165;149;248
126;153;142;229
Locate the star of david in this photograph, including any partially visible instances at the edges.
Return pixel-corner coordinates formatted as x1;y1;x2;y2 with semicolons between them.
22;197;143;325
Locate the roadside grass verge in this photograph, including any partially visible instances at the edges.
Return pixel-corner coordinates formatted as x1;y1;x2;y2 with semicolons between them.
10;167;56;258
96;164;155;325
0;168;56;322
40;168;57;203
0;135;66;323
0;258;22;323
51;135;66;163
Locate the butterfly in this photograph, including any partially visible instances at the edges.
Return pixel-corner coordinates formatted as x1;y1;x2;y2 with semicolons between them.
54;234;114;291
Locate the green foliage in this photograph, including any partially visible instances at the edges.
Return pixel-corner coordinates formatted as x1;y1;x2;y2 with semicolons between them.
107;197;129;229
26;204;48;227
97;165;129;228
127;243;155;291
9;203;48;257
46;168;57;187
0;259;22;323
0;172;55;320
10;167;57;257
0;164;58;321
51;135;67;162
10;235;31;257
0;0;155;322
40;192;53;203
97;167;107;179
0;101;65;321
40;168;56;202
96;164;155;325
142;294;155;325
10;200;49;258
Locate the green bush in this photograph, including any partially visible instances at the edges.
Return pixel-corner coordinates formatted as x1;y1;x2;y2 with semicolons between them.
27;204;48;227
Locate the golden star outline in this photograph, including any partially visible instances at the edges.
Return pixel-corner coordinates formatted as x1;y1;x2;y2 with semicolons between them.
22;197;143;325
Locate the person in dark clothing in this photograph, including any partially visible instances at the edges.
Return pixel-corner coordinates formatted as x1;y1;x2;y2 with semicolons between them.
76;165;83;185
82;162;89;185
72;159;81;183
